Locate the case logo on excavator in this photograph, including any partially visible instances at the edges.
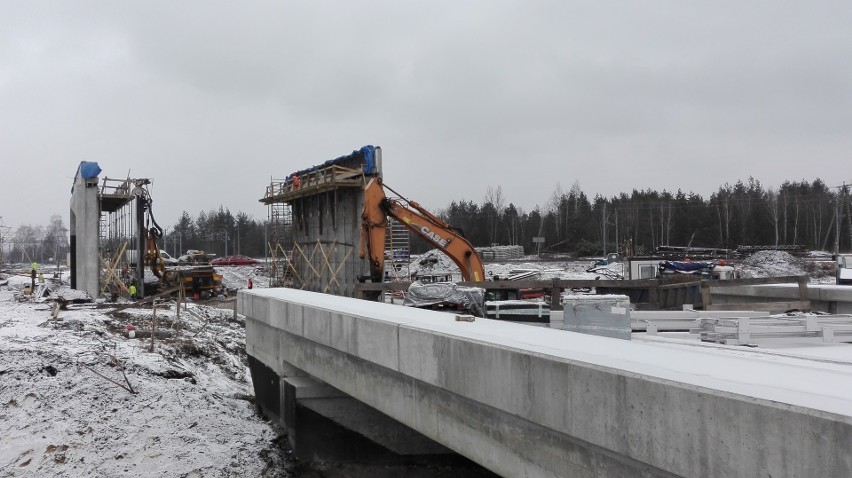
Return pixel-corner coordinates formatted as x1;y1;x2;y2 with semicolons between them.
420;225;448;248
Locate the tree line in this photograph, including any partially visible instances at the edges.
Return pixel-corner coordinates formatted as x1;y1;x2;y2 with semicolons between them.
439;178;852;256
162;177;852;258
3;177;851;266
1;215;69;266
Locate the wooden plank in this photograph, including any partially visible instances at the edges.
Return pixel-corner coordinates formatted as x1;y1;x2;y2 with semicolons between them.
703;275;806;287
706;300;811;313
550;286;563;311
798;276;809;302
658;280;702;290
355;282;412;292
459;280;547;289
105;286;182;313
553;278;660;288
701;282;712;310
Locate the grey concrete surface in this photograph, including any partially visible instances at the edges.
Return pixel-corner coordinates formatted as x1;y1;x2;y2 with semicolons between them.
241;289;852;478
711;283;852;313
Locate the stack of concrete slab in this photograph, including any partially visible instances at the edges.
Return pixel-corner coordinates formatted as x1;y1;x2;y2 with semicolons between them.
631;309;767;333
696;314;852;345
476;245;524;261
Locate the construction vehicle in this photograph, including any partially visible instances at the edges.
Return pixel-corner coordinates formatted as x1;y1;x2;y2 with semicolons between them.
139;192;223;298
359;176;554;319
177;249;216;265
624;256;737;281
360;177;485;284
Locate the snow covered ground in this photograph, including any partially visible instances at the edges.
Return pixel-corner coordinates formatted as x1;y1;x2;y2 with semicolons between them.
406;249;838;283
0;273;293;477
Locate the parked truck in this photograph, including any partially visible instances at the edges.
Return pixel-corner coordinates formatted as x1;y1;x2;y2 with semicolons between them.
837;254;852;285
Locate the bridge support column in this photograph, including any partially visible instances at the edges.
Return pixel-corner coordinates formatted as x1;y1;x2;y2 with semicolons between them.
249;350;461;466
282;373;456;464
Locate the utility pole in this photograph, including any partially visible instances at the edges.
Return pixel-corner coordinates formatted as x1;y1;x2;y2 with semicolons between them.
845;183;851;254
835;181;850;255
614;209;619;256
602;202;607;257
836;183;843;256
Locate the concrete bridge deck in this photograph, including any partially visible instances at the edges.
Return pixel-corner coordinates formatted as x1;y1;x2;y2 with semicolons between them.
241;288;852;477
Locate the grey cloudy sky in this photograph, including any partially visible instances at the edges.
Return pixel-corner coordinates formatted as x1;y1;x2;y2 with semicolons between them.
2;1;851;230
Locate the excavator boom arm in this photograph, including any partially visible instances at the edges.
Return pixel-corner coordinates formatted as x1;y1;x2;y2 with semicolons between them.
360;178;485;283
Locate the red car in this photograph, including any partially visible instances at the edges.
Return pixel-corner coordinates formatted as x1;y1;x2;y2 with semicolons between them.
210;255;259;266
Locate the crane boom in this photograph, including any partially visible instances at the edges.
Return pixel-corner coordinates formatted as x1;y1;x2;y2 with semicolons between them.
360;177;485;283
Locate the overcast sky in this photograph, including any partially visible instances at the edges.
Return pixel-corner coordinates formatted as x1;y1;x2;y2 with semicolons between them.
2;1;851;231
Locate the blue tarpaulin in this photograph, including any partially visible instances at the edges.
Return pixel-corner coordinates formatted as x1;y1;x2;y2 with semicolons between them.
79;161;101;179
360;145;376;174
659;260;714;273
290;145;378;179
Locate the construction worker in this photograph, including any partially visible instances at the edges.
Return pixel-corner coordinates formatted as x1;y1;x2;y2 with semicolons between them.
128;283;138;300
292;174;300;190
247;278;253;289
30;262;37;290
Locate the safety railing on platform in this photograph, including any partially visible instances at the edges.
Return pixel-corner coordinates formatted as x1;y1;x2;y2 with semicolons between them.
262;164;367;203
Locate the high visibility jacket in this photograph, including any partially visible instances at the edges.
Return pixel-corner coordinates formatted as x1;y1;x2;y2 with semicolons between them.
128;285;137;295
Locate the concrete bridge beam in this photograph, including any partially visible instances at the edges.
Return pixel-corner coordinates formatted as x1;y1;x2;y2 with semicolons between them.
242;289;852;478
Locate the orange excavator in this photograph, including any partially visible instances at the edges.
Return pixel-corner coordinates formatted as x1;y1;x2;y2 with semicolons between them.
360;177;485;284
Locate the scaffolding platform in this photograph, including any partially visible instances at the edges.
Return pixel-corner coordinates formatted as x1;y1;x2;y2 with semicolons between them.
99;177;138;213
261;164;368;204
260;145;381;205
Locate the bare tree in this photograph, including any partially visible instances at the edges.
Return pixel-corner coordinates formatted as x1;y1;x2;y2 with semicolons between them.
0;217;9;266
793;195;799;245
13;224;44;263
766;188;780;246
546;183;564;243
43;215;69;265
845;185;852;252
713;185;733;248
485;185;506;245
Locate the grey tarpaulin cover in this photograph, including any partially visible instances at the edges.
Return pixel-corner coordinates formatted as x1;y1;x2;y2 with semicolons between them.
403;281;485;317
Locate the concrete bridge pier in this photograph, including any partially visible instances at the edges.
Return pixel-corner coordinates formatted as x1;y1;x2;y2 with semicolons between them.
248;354;470;466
